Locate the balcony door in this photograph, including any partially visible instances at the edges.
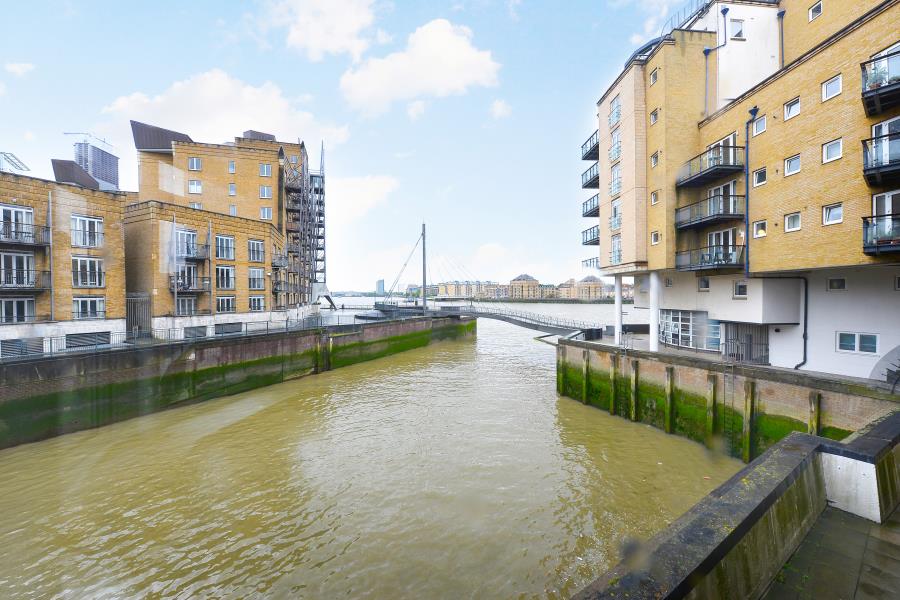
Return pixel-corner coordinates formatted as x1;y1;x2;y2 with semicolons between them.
873;189;900;241
176;264;198;290
0;252;34;286
1;298;34;323
176;230;197;257
0;205;33;242
707;228;736;264
872;116;900;167
708;133;737;167
708;180;736;215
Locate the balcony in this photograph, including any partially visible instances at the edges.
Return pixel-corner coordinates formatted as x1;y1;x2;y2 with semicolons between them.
581;162;599;189
72;272;105;288
608;142;622;162
0;222;51;246
675;245;745;271
175;307;212;317
72;310;106;320
177;243;209;261
286;243;301;255
286;199;304;212
609;178;622;196
675;195;746;230
582;257;600;269
582;194;599;218
582;226;599;245
609;249;622;265
862;214;900;255
581;130;599;160
0;314;50;325
0;270;51;292
286;221;301;233
861;51;900;116
676;146;745;187
71;229;104;248
609;214;622;230
272;254;289;268
862;133;900;186
608;106;621;128
169;276;211;293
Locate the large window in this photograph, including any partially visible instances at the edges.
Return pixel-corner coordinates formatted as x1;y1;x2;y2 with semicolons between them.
659;309;721;352
216;296;236;313
259;163;272;177
248;240;265;262
1;298;35;324
216;265;235;290
837;332;878;354
71;215;103;248
72;257;104;287
176;229;198;257
249;267;265;290
215;235;234;260
176;297;197;316
72;296;104;319
0;204;35;244
249;296;265;312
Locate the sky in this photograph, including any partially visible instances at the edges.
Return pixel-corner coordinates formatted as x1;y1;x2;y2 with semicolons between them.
0;0;680;292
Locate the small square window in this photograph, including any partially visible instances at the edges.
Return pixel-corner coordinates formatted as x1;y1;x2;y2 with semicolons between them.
837;332;856;352
188;179;203;194
650;109;658;125
228;183;236;196
665;278;673;288
189;202;202;210
859;334;878;353
827;277;847;291
260;207;272;220
698;276;710;291
229;205;237;217
650;151;659;168
753;220;767;238
822;138;842;163
753;167;767;187
785;212;801;232
734;280;748;298
650;68;658;86
650;231;660;245
730;19;744;40
259;185;272;199
259;163;272;177
809;1;822;21
228;160;236;174
784;98;800;120
784;154;801;176
752;115;766;136
823;203;843;225
650;191;659;205
822;75;842;101
188;157;202;171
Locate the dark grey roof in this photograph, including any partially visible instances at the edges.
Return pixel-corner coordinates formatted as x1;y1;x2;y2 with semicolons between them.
512;274;537;281
51;159;99;190
130;120;192;151
243;130;276;142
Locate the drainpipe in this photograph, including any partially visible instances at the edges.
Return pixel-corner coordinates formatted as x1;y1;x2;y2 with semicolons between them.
743;106;759;278
47;191;54;322
777;10;786;68
794;277;809;369
702;7;731;117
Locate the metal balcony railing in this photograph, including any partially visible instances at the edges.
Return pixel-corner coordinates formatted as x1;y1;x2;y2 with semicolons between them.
286;221;301;233
72;310;106;320
0;222;51;246
862;133;900;185
175;307;212;317
675;245;745;271
861;50;900;116
70;229;104;248
582;130;599;160
676;146;745;187
609;249;622;265
0;270;51;290
169;276;211;293
608;141;622;162
582;226;599;245
582;257;600;269
608;106;622;128
248;250;265;263
675;194;746;229
862;213;900;255
177;243;210;260
581;162;599;188
609;214;622;230
609;178;622;196
582;194;599;218
272;254;289;268
72;271;105;288
0;313;49;325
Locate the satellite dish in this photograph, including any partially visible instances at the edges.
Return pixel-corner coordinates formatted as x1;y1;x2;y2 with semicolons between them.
0;152;30;173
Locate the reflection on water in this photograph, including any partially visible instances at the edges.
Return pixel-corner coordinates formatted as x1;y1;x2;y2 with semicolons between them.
0;317;738;599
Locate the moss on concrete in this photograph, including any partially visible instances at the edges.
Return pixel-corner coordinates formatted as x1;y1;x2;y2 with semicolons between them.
673;389;709;444
756;413;808;455
819;426;852;441
637;382;667;430
586;369;611;409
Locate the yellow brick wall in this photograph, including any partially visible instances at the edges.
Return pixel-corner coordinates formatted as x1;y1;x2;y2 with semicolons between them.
780;0;887;65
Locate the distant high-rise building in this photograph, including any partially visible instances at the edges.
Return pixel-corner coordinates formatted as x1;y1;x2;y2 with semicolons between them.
74;142;119;190
376;279;385;295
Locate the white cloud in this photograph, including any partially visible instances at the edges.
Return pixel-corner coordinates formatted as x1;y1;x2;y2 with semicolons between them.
506;0;522;20
99;69;349;190
261;0;376;62
375;29;393;45
328;175;399;228
4;63;34;77
406;100;425;121
490;99;511;119
340;19;500;116
610;0;683;46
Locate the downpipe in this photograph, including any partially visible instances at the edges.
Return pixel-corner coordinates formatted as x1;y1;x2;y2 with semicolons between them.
794;277;809;369
743;106;758;279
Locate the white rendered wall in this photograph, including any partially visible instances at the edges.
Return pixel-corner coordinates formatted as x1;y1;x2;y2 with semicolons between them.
151;304;319;338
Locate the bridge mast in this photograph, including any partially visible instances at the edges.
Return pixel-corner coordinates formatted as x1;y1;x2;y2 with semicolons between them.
421;223;427;311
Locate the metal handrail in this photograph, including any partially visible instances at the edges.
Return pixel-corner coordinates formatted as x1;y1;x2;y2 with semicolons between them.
609;141;622;162
609;178;622;196
0;313;50;325
581;130;599;158
582;194;599;216
72;310;106;320
0;270;51;289
581;162;599;186
609;249;622;265
862;213;900;247
677;145;745;183
169;276;211;292
675;245;746;269
70;229;104;248
462;304;604;331
582;257;600;269
0;222;50;245
582;226;599;244
862;133;900;169
608;106;622;127
861;50;900;92
609;214;622;230
72;271;105;288
675;194;746;227
177;243;210;260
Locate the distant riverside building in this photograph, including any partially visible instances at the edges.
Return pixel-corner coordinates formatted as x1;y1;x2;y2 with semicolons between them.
74;142;119;191
576;275;606;301
557;278;577;299
376;279;385;295
580;0;900;380
509;274;540;299
436;280;499;298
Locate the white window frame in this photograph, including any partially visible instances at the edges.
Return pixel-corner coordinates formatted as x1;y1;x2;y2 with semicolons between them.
216;265;235;290
822;138;842;163
823;202;843;225
249;295;266;312
216;296;236;313
215;235;235;260
698;276;710;292
228;160;236;174
228;183;236;196
188;157;202;171
822;74;842;101
650;151;659;168
71;256;104;288
784;154;801;176
188;180;202;194
1;297;35;323
785;212;802;232
260;207;273;220
752;115;766;136
836;332;878;354
753;167;767;187
72;296;105;320
730;18;745;40
248;267;265;290
649;68;658;86
259;163;272;177
229;205;237;217
70;215;103;248
650;109;658;125
188;202;202;210
259;185;273;199
808;1;822;21
733;280;748;298
826;277;847;292
784;97;800;121
650;231;660;245
650;191;659;205
248;240;265;262
753;220;767;238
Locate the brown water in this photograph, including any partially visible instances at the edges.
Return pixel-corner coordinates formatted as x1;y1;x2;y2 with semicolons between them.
0;317;739;599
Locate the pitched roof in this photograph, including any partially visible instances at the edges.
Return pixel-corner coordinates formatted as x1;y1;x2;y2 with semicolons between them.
580;275;601;283
51;159;99;190
130;120;192;152
512;274;537;281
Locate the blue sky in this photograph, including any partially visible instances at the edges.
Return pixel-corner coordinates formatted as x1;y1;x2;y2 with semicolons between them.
0;0;671;291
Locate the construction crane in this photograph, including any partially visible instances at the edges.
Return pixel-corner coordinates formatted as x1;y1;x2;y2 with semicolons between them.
63;132;116;150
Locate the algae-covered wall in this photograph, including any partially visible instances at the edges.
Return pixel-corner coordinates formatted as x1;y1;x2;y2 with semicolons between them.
557;339;899;462
0;317;476;449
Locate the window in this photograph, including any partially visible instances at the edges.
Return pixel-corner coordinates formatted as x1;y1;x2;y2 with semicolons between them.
650;191;659;205
71;215;103;247
216;296;236;313
289;155;298;164
188;157;202;171
785;212;802;232
229;205;237;217
259;163;272;177
215;235;235;260
188;180;202;194
228;160;236;174
228;183;236;196
216;266;235;290
822;138;842;163
753;167;767;187
837;332;878;354
733;280;748;298
698;276;710;292
72;296;104;320
784;97;800;120
650;68;658;85
784;154;801;176
730;19;745;40
650;151;659;168
177;297;197;317
650;231;660;245
809;1;822;21
71;257;104;287
189;202;202;210
753;220;767;238
609;94;621;126
248;240;265;262
260;207;273;220
650;109;658;125
752;115;766;136
250;296;266;312
249;267;265;290
823;203;843;225
260;185;272;199
664;278;673;288
822;75;842;101
1;298;35;324
827;277;847;291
